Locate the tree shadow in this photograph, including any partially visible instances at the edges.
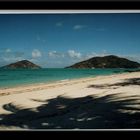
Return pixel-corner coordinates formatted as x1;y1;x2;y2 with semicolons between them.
0;92;140;129
88;78;140;89
3;102;22;113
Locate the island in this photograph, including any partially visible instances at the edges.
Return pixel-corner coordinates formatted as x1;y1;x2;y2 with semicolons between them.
66;55;140;68
1;60;41;69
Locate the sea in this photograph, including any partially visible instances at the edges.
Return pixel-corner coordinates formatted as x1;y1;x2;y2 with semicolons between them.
0;68;138;88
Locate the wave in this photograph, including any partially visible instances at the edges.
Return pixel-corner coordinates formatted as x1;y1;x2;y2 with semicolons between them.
59;79;70;82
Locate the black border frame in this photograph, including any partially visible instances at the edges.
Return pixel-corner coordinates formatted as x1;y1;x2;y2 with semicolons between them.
0;1;139;10
0;0;140;138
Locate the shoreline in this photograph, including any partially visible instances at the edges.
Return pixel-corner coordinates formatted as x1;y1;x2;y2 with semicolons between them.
0;71;117;89
0;68;129;90
0;71;137;96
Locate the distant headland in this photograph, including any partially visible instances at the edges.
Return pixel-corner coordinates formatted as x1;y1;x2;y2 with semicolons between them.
1;60;41;69
66;55;140;68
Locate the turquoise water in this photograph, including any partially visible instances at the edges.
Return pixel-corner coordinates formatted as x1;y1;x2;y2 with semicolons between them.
0;68;136;88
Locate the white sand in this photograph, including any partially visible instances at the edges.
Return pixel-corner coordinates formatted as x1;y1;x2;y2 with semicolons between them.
0;72;140;129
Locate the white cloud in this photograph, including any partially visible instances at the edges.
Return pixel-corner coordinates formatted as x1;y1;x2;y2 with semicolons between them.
1;50;25;64
32;49;42;58
118;54;140;63
85;52;98;59
83;50;111;60
67;50;82;59
5;48;11;53
73;25;86;30
42;39;46;43
36;35;46;43
48;51;64;58
56;22;63;27
48;51;57;57
2;56;24;63
100;50;109;56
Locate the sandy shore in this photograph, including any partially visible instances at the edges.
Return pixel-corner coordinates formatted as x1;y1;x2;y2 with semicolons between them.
0;72;140;129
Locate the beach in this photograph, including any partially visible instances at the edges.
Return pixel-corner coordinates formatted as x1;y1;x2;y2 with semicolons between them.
0;71;140;129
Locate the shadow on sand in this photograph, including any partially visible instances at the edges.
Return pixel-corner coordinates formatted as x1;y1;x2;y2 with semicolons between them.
88;78;140;89
0;78;140;129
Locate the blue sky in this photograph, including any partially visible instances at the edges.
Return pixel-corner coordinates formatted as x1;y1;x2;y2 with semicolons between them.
0;13;140;68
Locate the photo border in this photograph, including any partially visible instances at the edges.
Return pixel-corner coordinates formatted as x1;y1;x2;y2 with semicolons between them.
0;0;140;138
0;1;139;10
